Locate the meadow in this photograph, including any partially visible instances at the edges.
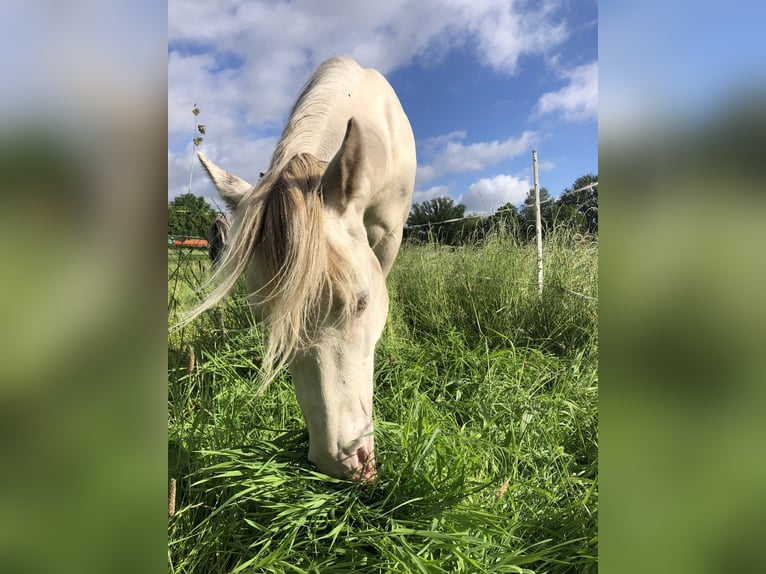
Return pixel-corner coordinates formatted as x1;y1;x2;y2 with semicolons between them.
168;229;598;573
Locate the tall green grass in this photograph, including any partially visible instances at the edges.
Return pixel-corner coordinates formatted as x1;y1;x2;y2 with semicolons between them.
168;230;598;573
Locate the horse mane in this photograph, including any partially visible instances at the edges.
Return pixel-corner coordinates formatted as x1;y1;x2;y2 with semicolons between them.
184;152;357;391
181;58;366;389
271;57;358;168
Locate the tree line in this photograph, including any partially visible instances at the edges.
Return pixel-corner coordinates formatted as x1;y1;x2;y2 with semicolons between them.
168;173;597;246
404;173;597;245
168;193;220;239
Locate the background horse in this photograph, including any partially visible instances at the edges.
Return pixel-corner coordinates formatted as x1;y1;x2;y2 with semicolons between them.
191;57;416;481
206;213;231;268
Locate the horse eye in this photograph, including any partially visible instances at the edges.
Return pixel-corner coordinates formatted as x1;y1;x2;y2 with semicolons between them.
355;291;369;315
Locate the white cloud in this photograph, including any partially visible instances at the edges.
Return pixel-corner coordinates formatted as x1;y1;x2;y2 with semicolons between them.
416;130;537;184
467;0;569;74
168;0;569;142
168;0;571;198
412;184;452;206
536;61;598;121
538;159;556;171
420;131;468;156
168;51;248;147
168;136;277;205
459;174;530;214
168;0;568;77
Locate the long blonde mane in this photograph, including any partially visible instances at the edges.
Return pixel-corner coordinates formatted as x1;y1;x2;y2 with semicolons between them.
187;152;357;390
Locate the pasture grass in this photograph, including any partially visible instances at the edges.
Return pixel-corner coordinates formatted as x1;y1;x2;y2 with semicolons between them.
168;230;598;573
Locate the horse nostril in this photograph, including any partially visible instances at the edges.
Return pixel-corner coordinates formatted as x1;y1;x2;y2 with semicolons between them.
361;464;377;482
343;445;377;482
355;446;376;482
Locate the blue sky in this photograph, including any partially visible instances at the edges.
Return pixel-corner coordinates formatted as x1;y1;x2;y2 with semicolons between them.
168;0;597;214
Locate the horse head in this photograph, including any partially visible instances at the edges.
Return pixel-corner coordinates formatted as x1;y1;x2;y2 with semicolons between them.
198;118;388;481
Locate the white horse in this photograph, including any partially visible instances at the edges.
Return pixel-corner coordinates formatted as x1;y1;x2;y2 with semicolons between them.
192;57;416;481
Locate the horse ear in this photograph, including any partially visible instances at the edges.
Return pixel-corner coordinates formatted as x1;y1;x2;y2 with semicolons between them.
197;152;252;210
322;117;375;210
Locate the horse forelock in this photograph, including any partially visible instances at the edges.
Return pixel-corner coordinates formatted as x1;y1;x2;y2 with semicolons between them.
230;153;357;388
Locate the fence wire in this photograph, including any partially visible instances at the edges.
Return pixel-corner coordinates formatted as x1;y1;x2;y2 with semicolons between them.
406;182;598;229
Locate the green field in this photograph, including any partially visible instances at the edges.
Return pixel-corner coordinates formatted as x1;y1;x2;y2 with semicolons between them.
168;230;598;573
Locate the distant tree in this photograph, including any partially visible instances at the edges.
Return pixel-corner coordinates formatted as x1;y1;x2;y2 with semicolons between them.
406;196;467;244
519;187;554;240
168;193;219;238
484;202;521;239
407;196;465;226
556;174;598;234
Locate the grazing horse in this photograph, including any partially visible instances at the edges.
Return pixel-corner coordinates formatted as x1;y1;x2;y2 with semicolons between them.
192;57;416;481
206;213;231;268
